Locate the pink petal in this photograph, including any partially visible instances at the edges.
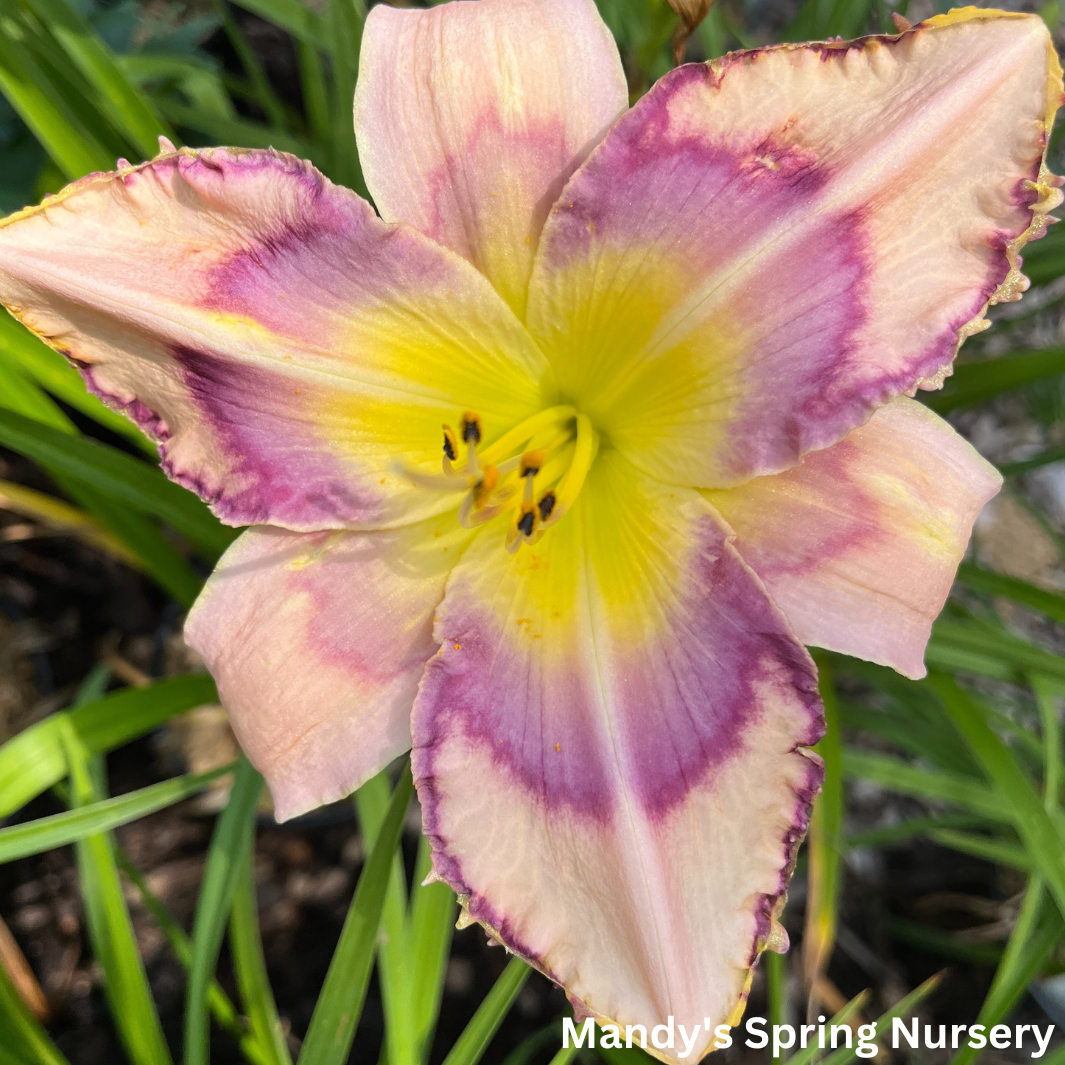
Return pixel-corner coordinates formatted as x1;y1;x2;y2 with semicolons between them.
354;0;627;316
412;453;823;1053
0;147;548;530
706;398;1002;680
526;12;1061;488
185;517;472;821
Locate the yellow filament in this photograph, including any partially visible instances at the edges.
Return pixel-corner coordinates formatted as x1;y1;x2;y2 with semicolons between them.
478;405;576;467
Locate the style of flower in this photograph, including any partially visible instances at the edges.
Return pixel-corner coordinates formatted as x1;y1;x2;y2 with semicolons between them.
0;2;1060;1056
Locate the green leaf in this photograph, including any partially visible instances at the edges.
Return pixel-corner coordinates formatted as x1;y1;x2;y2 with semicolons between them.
955;564;1065;624
354;770;417;1065
842;750;1008;821
926;827;1031;871
185;757;264;1065
500;1022;564;1065
324;0;366;197
19;0;172;159
929;674;1065;920
0;674;218;819
59;719;172;1065
0;20;113;178
229;828;292;1065
230;0;328;50
924;348;1065;414
439;957;531;1065
0;944;69;1065
927;619;1065;684
949;880;1064;1065
297;763;414;1065
116;848;272;1065
816;972;943;1065
158;101;312;160
0;764;232;862
410;834;456;1058
0;310;154;451
0;407;238;561
999;444;1065;478
779;990;870;1065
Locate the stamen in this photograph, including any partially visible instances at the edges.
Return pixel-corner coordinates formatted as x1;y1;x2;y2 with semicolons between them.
537;491;556;521
541;413;597;526
461;412;482;446
442;424;461;477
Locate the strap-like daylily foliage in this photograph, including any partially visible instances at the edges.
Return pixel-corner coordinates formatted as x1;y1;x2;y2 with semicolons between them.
0;1;1060;1058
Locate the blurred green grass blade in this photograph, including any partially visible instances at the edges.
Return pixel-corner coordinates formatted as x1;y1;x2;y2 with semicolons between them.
0;949;69;1065
230;829;292;1065
924;348;1065;413
949;880;1064;1065
0;674;217;820
0;357;203;603
547;1048;579;1065
842;750;1008;821
0;357;75;431
295;41;329;149
764;948;788;1033
354;771;416;1065
0;407;238;561
927;619;1065;683
1000;444;1065;478
439;957;530;1065
926;827;1031;871
70;494;203;607
0;764;232;862
185;757;263;1065
781;990;870;1065
117;849;272;1065
325;0;366;197
846;813;982;850
804;658;843;990
297;763;413;1065
0;312;155;452
500;1022;563;1065
410;834;455;1057
956;564;1065;623
230;0;328;50
817;972;943;1065
0;22;113;178
19;0;171;159
59;720;172;1065
154;101;312;159
1033;676;1063;808
209;0;288;130
930;674;1065;919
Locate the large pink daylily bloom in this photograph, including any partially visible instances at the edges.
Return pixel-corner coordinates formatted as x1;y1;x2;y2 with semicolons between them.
0;1;1060;1055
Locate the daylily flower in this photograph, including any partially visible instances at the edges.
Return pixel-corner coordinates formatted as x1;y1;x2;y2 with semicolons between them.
0;1;1060;1056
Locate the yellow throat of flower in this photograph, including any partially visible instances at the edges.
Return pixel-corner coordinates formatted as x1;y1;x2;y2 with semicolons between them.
402;405;598;552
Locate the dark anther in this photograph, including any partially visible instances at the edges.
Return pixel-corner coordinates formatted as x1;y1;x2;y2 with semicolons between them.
443;434;457;461
517;510;536;537
537;492;556;521
461;414;482;445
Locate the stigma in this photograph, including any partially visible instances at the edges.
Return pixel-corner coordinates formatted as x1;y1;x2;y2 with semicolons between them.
399;405;598;552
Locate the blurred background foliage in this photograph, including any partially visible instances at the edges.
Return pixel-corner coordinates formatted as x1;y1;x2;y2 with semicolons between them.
2;0;1065;1064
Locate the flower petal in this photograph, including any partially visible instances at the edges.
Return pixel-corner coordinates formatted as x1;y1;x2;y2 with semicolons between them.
412;453;823;1053
353;0;627;317
527;11;1061;488
705;397;1001;680
0;148;549;530
185;516;472;821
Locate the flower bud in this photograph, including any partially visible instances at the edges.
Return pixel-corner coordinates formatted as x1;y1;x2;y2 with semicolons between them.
668;0;714;64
